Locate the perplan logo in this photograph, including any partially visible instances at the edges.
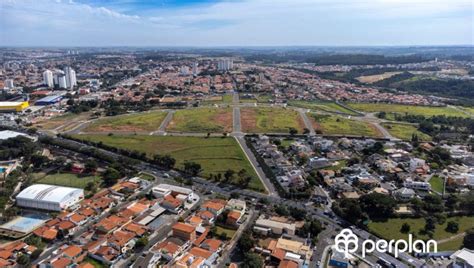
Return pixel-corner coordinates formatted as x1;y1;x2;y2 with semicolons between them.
334;228;437;258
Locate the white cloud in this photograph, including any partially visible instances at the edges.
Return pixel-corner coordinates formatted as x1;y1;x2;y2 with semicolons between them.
0;0;472;46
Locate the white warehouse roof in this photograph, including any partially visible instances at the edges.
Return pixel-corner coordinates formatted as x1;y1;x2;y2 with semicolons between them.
16;184;83;203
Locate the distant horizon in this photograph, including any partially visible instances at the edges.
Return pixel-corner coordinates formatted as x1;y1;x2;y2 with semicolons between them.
1;0;472;47
1;44;473;49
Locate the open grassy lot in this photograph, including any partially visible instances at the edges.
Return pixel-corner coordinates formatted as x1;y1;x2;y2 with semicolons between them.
356;72;402;83
33;112;92;131
201;95;233;105
288;100;357;115
215;225;237;239
429;175;445;193
368;216;474;250
71;135;264;192
309;113;382;137
346;103;469;118
381;123;431;141
84;111;167;133
167;108;233;133
241;107;305;133
438;236;465;251
36;173;101;189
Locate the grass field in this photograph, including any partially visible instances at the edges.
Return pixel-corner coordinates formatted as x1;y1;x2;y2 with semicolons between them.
167;108;233;133
381;123;432;141
346;103;469;118
438;236;465;251
309;113;382;137
368;216;474;249
201;95;233;105
241;107;305;133
71;135;264;192
429;175;445;193
84;111;167;132
356;72;402;83
36;173;100;189
288;100;357;115
216;225;237;239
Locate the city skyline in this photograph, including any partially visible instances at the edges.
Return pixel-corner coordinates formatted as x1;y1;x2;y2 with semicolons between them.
1;0;473;47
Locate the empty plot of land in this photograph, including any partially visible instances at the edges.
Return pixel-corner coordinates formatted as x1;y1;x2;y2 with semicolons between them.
356;72;402;83
347;103;469;118
381;123;431;141
84;111;167;133
71;135;264;192
368;216;474;251
36;173;101;189
309;113;382;137
241;107;305;133
33;112;92;130
167;108;233;133
288;100;357;115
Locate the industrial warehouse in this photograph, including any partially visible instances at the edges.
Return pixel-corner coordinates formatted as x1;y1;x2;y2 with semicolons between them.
15;184;84;212
0;101;29;112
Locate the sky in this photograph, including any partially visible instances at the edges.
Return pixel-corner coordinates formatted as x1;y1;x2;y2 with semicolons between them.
0;0;473;47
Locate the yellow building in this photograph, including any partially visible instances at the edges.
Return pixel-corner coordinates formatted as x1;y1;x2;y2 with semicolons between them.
0;101;30;112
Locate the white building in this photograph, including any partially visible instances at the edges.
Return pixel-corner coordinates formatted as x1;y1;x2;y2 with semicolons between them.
16;184;84;211
192;62;199;75
64;67;77;89
152;184;194;201
410;158;427;172
4;79;14;89
217;59;233;71
449;248;474;268
43;70;54;87
403;179;431;191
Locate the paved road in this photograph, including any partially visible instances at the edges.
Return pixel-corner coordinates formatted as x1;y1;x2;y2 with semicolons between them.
151;110;174;136
218;209;258;267
233;107;242;134
298;108;316;136
234;136;278;197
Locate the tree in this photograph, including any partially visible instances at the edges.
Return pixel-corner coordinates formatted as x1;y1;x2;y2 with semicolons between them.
446;221;459;233
183;161;201;176
425;217;436;232
135;236;149;249
359;193;396;219
30;249;43;260
238;231;255;252
84;159;98;173
274;205;289;216
464;228;474;250
401;223;411;233
102;167;121;186
289;127;298;136
223;169;235;183
17;254;30;266
30;154;49;169
241;253;263;268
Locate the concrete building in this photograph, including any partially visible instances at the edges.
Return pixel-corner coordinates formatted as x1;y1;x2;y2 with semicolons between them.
64;67;77;89
53;70;68;89
0;101;30;112
16;184;84;211
217;59;233;71
4;79;14;89
43;70;54;87
152;184;194;201
35;95;62;106
449;248;474;268
253;216;296;236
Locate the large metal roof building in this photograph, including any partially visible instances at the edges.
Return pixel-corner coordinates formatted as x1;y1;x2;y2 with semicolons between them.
16;184;84;211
